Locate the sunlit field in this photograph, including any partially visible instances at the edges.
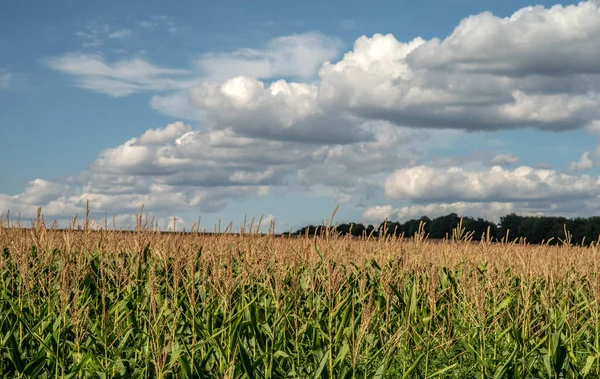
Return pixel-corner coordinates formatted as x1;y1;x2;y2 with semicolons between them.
2;211;600;378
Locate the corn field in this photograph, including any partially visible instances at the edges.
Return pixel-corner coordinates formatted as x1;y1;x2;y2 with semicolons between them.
2;213;600;378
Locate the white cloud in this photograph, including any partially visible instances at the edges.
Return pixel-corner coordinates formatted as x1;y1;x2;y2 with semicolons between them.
150;92;205;120
0;70;10;88
0;180;79;220
569;151;594;172
136;16;188;34
13;179;69;206
385;165;600;203
362;205;394;223
62;2;600;134
407;2;600;76
46;54;194;96
138;121;191;145
262;213;276;226
189;76;371;143
491;153;519;166
1;118;426;223
315;2;600;132
197;32;343;81
76;20;133;48
108;29;132;39
75;21;109;48
164;216;185;231
59;2;600;132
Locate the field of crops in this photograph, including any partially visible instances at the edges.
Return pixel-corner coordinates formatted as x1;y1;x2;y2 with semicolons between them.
2;214;600;378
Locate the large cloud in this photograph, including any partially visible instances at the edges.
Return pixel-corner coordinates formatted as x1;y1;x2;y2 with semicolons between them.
315;1;600;131
151;1;600;138
407;2;600;76
1;121;417;224
189;76;372;143
385;165;600;203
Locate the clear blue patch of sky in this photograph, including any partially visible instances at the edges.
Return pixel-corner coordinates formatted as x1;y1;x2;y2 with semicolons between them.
423;128;597;172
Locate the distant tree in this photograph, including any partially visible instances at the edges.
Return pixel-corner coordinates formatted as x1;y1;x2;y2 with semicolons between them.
365;224;376;237
429;213;461;239
292;213;600;246
337;223;351;235
462;217;497;241
350;223;366;237
499;213;523;241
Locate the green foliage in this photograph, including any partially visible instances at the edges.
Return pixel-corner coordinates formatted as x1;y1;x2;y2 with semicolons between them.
1;231;600;378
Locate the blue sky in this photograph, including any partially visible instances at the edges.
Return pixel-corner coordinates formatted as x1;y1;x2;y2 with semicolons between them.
1;0;600;231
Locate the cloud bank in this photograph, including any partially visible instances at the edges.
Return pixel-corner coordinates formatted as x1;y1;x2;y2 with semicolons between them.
8;0;600;227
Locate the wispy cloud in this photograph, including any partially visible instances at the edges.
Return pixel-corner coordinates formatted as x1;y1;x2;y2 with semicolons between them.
45;53;195;97
108;29;132;39
75;19;112;48
75;19;136;48
197;32;343;81
340;19;358;30
0;69;11;89
135;16;188;34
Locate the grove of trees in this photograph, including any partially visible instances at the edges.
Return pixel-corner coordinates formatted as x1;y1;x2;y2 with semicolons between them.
288;213;600;245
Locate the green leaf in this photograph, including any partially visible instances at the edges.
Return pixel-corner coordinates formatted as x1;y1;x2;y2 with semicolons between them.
273;350;290;359
582;355;596;377
314;351;329;379
373;359;387;379
493;346;517;379
239;344;255;379
402;352;425;379
315;239;323;261
494;296;512;315
430;363;457;378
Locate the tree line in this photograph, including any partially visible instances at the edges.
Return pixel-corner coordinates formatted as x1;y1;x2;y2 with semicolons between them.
286;213;600;245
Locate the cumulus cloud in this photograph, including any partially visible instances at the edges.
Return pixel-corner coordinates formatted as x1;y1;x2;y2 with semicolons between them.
0;180;79;220
385;165;600;203
1;118;428;224
569;151;594;172
147;1;600;143
61;3;600;133
362;205;394;223
407;2;600;76
197;32;343;81
189;76;372;143
314;2;600;131
163;216;186;231
491;153;519;166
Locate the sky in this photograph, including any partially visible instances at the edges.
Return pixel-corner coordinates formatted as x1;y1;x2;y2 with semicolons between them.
2;0;600;232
